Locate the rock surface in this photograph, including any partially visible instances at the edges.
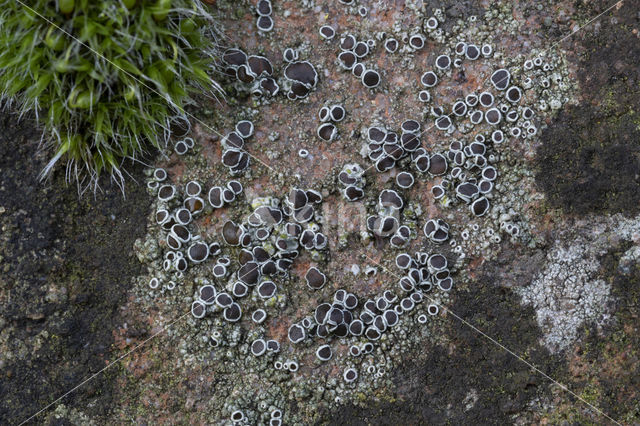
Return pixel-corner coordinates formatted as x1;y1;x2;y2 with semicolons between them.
1;0;640;425
0;112;151;423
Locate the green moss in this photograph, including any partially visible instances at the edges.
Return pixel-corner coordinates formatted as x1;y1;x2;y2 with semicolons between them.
0;0;221;190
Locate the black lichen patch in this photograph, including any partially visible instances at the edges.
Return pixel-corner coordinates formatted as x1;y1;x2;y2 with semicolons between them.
324;265;565;425
0;111;151;423
536;106;640;216
535;0;640;216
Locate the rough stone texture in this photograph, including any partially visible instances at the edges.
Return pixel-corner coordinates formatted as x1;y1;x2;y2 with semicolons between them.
535;104;640;216
1;0;640;424
0;111;151;423
326;270;561;425
536;2;640;216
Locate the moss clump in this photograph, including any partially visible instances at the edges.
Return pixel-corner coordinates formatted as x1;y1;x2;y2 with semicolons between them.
0;0;221;190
